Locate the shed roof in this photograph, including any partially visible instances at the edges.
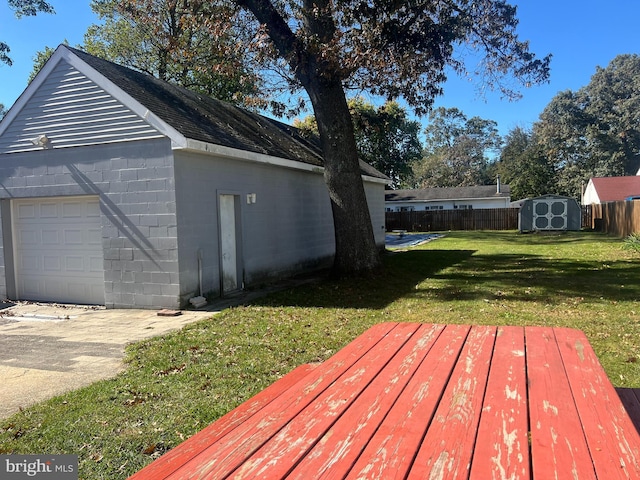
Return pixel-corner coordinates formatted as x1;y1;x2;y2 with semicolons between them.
385;185;510;202
589;176;640;202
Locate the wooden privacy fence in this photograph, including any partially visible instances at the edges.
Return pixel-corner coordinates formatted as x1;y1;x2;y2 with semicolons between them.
386;203;638;234
386;208;519;232
590;201;640;237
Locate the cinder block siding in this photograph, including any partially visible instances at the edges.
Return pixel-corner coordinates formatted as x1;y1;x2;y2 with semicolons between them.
174;151;335;296
0;138;181;309
171;152;223;303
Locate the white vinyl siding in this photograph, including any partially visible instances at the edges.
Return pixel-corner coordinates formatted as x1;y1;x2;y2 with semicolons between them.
0;60;162;153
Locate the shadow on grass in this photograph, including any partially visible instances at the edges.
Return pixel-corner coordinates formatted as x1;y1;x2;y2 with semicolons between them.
413;253;640;304
254;249;476;309
254;243;639;309
474;230;619;245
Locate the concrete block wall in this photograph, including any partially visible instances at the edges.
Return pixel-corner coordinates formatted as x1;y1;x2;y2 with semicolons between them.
99;145;180;309
0;138;182;309
174;151;336;295
172;153;222;304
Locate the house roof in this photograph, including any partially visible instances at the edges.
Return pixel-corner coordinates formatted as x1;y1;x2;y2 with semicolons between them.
385;185;510;202
589;176;640;202
2;45;386;180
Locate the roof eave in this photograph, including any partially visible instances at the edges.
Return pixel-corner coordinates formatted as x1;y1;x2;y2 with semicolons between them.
181;139;388;184
181;138;322;173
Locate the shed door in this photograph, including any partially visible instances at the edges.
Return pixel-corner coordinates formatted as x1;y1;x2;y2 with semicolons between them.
12;196;105;305
533;198;568;230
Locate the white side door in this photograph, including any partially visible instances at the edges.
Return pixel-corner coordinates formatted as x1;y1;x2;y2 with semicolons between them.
219;194;240;294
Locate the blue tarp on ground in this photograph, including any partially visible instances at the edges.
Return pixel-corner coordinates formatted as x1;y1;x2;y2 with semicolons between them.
385;233;442;248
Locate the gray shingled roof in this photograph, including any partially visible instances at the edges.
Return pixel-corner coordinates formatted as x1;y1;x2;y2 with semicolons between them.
67;47;386;180
386;185;511;202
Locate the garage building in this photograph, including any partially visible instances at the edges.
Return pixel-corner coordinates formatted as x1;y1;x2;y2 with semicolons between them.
0;45;387;308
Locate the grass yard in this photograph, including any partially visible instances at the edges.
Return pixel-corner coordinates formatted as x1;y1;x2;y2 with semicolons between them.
1;230;639;478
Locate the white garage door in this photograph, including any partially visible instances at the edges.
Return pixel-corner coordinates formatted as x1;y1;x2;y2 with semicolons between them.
12;196;105;305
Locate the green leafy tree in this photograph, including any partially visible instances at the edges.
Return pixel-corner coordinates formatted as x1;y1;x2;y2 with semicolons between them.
295;98;422;188
351;100;422;189
534;89;595;197
586;54;640;176
534;54;640;198
83;0;261;105
0;103;6;119
27;44;60;82
1;0;54;65
412;107;502;188
497;126;554;200
94;0;551;275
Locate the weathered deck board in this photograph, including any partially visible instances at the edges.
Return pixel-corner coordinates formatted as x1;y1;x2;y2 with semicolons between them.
285;323;446;480
344;324;471;479
557;327;640;478
177;322;417;479
129;322;398;480
127;363;319;480
469;326;530;479
129;323;640;480
407;325;496;479
526;326;597;479
229;322;424;479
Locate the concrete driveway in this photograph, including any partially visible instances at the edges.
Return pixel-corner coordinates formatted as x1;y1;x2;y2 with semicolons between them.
0;302;216;419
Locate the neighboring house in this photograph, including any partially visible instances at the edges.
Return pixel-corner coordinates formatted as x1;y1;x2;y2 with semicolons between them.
582;176;640;204
0;45;387;309
385;181;510;212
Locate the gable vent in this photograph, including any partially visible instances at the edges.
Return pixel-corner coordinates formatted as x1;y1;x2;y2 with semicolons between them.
0;61;163;154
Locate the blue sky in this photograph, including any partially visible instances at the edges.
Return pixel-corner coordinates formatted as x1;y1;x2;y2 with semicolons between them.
1;1;639;137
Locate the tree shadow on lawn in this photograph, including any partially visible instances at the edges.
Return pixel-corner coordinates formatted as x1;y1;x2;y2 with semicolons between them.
255;248;639;309
420;253;640;304
476;230;619;246
255;249;477;310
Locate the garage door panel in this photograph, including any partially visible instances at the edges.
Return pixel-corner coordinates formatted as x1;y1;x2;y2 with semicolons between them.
65;256;85;271
43;256;61;272
19;255;40;272
88;228;102;244
40;203;58;218
16;204;36;219
42;230;60;245
21;279;45;297
64;229;84;244
13;197;105;305
17;229;39;245
89;256;104;272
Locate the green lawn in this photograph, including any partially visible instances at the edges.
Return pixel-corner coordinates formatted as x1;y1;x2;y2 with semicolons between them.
1;231;639;479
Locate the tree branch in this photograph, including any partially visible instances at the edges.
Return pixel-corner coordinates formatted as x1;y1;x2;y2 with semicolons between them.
236;0;300;67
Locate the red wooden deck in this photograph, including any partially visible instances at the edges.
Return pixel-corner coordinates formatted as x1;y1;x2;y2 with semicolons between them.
129;323;640;479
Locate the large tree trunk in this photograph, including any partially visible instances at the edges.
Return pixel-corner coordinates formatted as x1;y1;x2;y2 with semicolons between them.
305;77;382;276
236;0;382;275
